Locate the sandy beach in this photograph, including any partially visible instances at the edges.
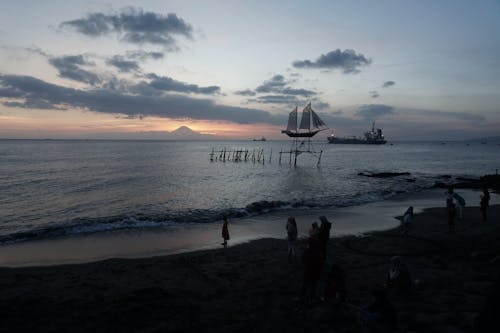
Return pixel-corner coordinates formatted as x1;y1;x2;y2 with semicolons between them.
1;194;499;332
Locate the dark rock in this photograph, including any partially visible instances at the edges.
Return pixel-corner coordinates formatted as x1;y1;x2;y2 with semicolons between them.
358;172;411;178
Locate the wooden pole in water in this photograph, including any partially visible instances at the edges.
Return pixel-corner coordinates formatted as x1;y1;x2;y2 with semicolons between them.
317;150;323;167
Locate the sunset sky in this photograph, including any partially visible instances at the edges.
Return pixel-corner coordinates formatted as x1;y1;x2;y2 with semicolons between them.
1;0;499;140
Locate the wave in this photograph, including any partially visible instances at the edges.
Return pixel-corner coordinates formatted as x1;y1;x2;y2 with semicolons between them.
0;182;432;245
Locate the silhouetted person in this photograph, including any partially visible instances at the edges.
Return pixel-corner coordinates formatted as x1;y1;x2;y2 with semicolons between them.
453;192;466;220
386;256;412;296
286;216;298;263
402;206;413;236
448;203;456;232
324;263;346;304
309;222;320;239
221;216;229;248
361;288;398;333
480;188;490;221
300;237;323;304
445;187;455;208
318;216;332;259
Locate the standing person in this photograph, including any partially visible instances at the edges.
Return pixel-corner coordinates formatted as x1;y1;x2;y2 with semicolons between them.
453;192;466;220
309;222;320;239
448;203;456;232
402;206;414;236
286;217;298;263
300;236;323;304
480;188;491;221
318;216;332;259
324;263;347;304
445;187;455;208
221;215;230;248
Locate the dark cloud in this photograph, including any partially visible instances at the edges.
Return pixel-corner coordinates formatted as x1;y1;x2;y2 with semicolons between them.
369;91;380;98
382;80;395;88
49;55;101;85
0;74;282;124
60;7;193;48
255;75;287;93
249;94;302;105
355;104;394;119
281;87;316;97
106;55;140;72
145;73;220;95
126;50;164;60
235;89;256;96
245;74;317;98
292;49;372;74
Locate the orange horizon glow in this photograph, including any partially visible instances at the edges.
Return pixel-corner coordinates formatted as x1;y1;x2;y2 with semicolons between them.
0;108;283;139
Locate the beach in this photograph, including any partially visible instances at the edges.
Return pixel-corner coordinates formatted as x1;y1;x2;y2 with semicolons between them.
1;197;499;332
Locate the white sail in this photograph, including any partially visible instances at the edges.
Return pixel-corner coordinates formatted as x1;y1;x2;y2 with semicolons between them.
286;107;298;131
311;110;326;128
299;105;311;130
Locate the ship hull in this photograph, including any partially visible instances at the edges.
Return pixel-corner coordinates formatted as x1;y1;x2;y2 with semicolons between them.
327;137;386;144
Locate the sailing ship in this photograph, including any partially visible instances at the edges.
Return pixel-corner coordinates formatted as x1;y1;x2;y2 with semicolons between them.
281;103;328;138
327;122;387;144
280;103;328;166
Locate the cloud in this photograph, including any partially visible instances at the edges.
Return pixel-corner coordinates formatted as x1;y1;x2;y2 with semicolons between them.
60;7;193;48
292;49;372;74
382;80;395;88
255;74;287;93
0;74;283;125
106;55;140;72
126;50;164;61
235;89;256;96
145;73;220;95
244;74;317;99
355;104;394;119
49;55;101;85
369;91;379;98
249;94;302;105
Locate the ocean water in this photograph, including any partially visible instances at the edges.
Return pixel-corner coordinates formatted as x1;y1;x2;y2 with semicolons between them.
0;139;498;244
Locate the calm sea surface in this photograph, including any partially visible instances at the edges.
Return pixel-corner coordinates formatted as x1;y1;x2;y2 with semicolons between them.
1;139;499;244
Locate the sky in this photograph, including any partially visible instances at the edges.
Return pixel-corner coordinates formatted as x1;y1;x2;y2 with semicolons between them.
1;0;499;140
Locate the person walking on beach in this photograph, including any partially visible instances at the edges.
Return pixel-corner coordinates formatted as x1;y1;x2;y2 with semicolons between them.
402;206;414;236
286;216;298;263
318;216;332;259
480;188;490;221
221;215;230;248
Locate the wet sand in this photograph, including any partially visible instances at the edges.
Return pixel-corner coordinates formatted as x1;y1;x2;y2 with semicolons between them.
1;201;499;332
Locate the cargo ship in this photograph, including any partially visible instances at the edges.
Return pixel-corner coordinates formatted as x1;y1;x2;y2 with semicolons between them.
327;122;387;144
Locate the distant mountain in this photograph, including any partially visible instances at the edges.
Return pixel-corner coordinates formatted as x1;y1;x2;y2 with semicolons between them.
73;126;220;140
166;126;218;140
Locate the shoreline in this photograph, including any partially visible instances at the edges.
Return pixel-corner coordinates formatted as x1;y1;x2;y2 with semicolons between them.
2;188;495;267
1;198;499;331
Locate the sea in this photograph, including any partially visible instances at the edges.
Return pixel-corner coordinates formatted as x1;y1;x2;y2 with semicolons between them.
0;139;499;246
